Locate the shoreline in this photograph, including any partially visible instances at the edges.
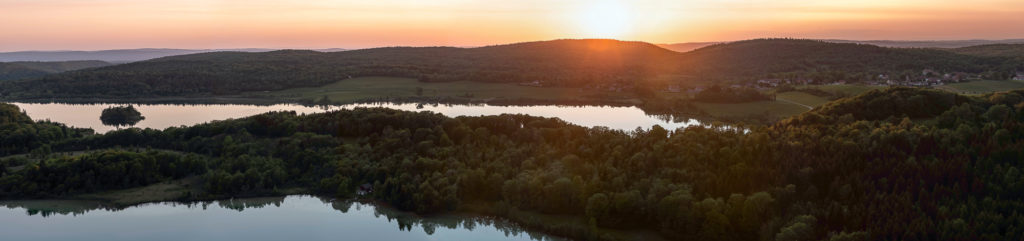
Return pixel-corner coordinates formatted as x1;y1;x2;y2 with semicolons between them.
0;193;593;241
0;191;664;241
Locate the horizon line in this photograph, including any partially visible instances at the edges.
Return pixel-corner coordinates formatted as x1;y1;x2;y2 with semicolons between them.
5;37;1024;52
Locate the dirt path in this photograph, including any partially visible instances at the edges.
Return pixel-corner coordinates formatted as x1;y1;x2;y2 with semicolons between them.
776;97;814;110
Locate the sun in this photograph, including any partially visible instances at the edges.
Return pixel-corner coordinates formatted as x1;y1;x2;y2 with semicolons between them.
576;0;632;39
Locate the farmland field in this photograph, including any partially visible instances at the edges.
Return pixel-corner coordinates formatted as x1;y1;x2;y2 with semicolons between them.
934;80;1024;94
694;100;809;118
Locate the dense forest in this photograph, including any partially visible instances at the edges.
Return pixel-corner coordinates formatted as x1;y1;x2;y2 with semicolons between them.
2;87;1024;240
1;39;1020;99
0;60;110;81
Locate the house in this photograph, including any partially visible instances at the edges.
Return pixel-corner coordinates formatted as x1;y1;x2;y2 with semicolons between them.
358;183;374;195
947;72;968;83
756;79;781;88
1014;73;1024;81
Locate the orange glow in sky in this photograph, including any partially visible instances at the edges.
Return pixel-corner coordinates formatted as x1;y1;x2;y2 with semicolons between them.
2;0;1023;51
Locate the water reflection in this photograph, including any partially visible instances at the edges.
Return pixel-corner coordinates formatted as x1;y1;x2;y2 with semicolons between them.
9;102;701;133
0;195;564;241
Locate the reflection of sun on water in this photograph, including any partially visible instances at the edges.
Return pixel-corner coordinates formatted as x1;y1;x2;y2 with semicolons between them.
577;0;632;39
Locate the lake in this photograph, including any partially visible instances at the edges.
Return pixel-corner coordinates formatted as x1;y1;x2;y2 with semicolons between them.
0;195;564;241
8;102;700;133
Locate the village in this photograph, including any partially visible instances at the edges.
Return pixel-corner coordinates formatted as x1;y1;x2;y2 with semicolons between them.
750;69;994;89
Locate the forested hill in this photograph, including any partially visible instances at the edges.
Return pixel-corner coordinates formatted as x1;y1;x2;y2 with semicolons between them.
0;39;680;98
678;39;1012;80
0;60;111;81
1;39;1018;99
950;44;1024;59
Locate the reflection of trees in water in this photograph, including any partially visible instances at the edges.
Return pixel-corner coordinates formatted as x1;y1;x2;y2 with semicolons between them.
325;198;558;241
0;200;112;217
1;196;560;241
215;196;286;211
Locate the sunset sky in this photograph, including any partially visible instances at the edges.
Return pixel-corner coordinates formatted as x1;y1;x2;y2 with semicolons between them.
2;0;1023;51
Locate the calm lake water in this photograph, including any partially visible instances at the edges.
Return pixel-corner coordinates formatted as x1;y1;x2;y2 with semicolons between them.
9;102;699;133
0;195;563;241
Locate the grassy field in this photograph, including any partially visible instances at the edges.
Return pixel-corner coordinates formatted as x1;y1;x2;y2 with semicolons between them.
694;100;809;118
808;84;885;96
935;80;1024;94
694;85;883;119
247;76;640;104
776;91;830;108
76;177;203;206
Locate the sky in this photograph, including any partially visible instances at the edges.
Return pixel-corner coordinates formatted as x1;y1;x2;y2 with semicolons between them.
2;0;1024;51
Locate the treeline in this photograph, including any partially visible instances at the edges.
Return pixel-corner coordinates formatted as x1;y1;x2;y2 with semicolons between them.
2;87;1024;240
0;150;207;196
2;39;1021;99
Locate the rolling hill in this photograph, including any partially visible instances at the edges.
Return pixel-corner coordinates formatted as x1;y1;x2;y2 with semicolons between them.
0;60;111;81
949;44;1024;58
676;39;1009;80
657;42;720;52
0;48;347;63
0;39;680;98
1;39;1018;100
660;39;1024;52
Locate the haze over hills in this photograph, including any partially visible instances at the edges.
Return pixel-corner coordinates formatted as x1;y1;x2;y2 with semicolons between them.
825;39;1024;49
951;44;1024;59
659;39;1024;52
0;38;1021;100
0;48;347;63
656;42;722;53
0;60;111;81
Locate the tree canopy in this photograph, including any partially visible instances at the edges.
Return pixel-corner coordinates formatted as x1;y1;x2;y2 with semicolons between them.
99;105;145;127
3;87;1024;240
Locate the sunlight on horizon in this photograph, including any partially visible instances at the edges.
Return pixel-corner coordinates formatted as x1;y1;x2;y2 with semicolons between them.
575;0;633;39
1;0;1023;50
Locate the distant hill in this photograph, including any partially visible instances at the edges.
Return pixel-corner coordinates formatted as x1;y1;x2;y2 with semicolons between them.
657;42;720;52
0;60;111;81
0;39;679;98
0;48;346;63
675;39;1007;80
661;39;1024;52
824;39;1024;48
949;44;1024;58
1;38;1017;100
